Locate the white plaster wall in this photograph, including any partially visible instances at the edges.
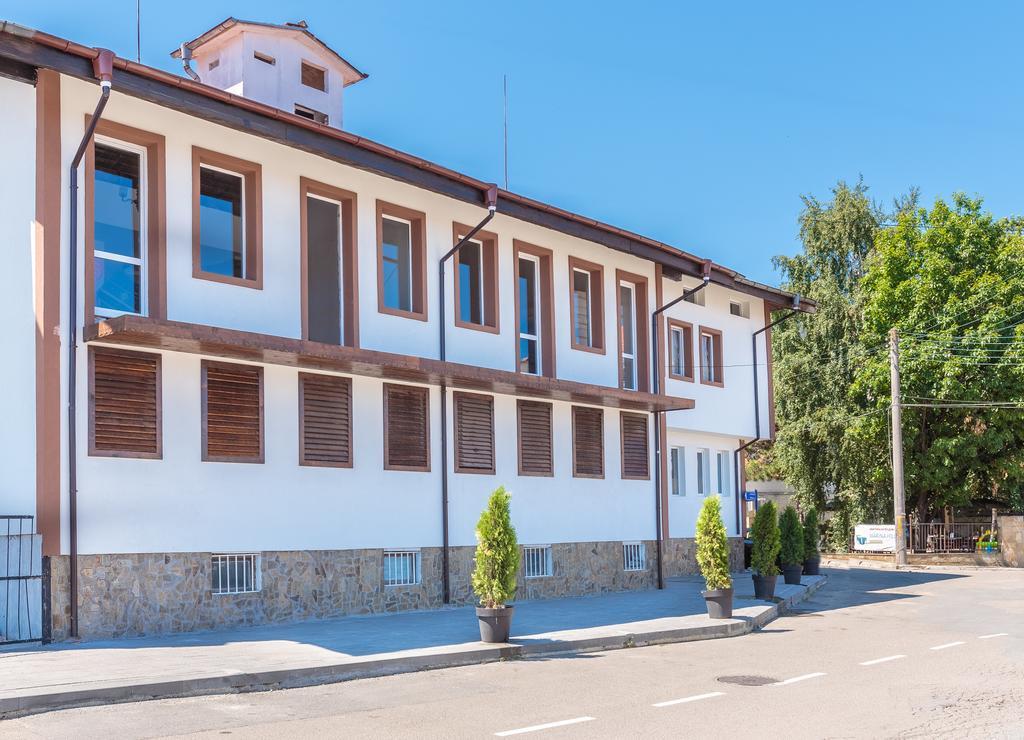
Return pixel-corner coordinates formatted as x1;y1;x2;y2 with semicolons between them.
665;428;742;539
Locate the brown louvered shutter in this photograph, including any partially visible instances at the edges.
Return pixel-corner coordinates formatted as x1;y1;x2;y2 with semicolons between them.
572;406;604;478
203;361;263;463
90;347;161;458
300;374;352;467
517;400;553;476
384;383;430;471
454;392;494;474
621;412;650;479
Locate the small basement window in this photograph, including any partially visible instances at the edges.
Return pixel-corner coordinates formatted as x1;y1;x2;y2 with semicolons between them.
211;553;261;594
253;51;276;65
623;542;646;572
383;550;421;586
301;61;327;91
294;104;329;125
523;545;553;578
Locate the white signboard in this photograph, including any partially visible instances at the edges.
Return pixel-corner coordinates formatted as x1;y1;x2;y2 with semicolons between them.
854;524;896;552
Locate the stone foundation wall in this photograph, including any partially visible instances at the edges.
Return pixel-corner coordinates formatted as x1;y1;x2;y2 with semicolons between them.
662;537;744;578
999;515;1024;567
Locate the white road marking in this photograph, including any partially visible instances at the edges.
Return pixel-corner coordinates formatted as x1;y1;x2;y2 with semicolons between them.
929;641;966;651
653;691;726;708
495;717;596;736
979;633;1008;640
772;672;827;686
859;654;906;666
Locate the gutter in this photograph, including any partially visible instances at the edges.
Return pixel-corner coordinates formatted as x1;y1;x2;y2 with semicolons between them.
437;185;498;604
650;261;712;589
67;47;114;639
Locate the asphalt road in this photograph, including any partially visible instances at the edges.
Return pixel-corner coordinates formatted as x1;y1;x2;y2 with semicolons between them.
5;566;1024;739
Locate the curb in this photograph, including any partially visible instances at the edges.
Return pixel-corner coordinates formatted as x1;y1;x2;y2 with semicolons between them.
1;576;827;718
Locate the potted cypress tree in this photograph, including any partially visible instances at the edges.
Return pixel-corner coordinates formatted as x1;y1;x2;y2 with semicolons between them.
780;505;805;585
750;501;781;599
472;486;519;643
696;496;733;618
802;508;821;575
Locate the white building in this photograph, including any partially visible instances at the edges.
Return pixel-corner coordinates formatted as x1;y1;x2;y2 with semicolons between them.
0;17;812;641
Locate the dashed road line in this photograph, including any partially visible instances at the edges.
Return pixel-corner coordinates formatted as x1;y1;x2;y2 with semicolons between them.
772;672;827;686
495;717;596;736
652;692;726;708
859;654;906;666
929;641;966;651
978;633;1008;640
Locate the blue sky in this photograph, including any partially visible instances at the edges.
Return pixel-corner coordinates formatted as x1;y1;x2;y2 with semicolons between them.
16;1;1024;285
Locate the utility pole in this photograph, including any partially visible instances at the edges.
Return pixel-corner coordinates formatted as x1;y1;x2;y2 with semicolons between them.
889;327;908;567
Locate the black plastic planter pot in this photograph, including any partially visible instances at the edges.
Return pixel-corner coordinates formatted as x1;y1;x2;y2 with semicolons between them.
752;573;777;600
783;564;803;585
803;556;821;576
701;588;734;619
476;605;515;643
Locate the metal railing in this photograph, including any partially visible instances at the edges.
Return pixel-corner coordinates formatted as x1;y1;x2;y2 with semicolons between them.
383;550;421;587
2;515;42;644
523;545;552;579
623;542;646;572
909;521;995;554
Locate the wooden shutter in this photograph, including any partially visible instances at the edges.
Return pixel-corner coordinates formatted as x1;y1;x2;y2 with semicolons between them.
572;406;604;478
454;392;495;473
89;347;161;458
517;400;553;476
621;412;650;480
299;373;352;467
384;383;430;471
203;361;263;463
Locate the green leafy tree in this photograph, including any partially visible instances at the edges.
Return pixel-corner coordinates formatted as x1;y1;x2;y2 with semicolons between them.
779;506;805;566
803;508;821;558
472;487;519;608
750;501;781;576
695;496;732;591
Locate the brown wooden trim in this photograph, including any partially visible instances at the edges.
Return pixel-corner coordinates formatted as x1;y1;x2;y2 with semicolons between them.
201;359;265;463
191;146;263;288
513;240;556;378
763;302;777;440
698;325;725;388
35;69;62;556
619;411;651;481
666;318;695;382
516;399;554;477
83;117;168;325
299;177;359;347
571;405;604;479
567;255;605;354
451;223;500;334
382;382;431;471
298;372;353;468
376;200;427;321
452;390;496;474
88;346;162;459
614;269;649;392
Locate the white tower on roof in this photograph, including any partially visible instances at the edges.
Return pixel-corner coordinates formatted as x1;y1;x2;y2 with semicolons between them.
172;18;367;130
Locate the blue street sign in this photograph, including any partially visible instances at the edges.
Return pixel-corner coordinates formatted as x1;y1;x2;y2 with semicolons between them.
744;491;758;502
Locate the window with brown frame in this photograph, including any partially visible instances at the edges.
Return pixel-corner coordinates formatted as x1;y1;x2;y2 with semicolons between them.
620;412;650;480
568;256;604;353
453;223;499;332
453;392;495;474
299;373;352;467
377;201;427;320
383;383;430;471
699;326;725;387
89;347;161;458
667;319;694;381
192;147;262;288
572;406;604;478
517;400;553;476
514;241;555;377
202;361;264;463
616;269;649;391
300;61;327;91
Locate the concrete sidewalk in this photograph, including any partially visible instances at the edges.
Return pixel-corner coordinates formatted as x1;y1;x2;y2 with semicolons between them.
0;573;826;717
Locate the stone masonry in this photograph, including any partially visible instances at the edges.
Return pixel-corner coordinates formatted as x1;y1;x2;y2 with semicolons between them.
999;515;1024;568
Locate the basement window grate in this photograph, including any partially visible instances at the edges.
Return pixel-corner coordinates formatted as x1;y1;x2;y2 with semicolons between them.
211;553;261;595
523;545;553;578
623;542;646;572
384;550;421;587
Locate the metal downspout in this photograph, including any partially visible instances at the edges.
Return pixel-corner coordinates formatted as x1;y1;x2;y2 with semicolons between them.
437;185;498;604
68;49;114;639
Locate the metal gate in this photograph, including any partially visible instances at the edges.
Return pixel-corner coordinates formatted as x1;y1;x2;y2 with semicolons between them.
1;515;42;644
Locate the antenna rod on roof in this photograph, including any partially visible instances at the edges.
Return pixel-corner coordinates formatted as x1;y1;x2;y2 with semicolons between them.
503;74;509;190
136;0;141;62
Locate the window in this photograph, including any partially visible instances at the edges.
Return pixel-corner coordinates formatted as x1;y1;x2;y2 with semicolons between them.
668;320;694;381
623;542;646;572
384;550;421;586
616;270;648;391
89;347;161;458
301;179;358;347
454;392;495;474
717;451;731;495
211;554;260;595
377;201;426;319
253;51;276;65
572;406;604;478
670;446;686;496
699;326;724;387
683;284;706;306
383;383;430;471
294;104;329;125
697;448;711;495
568;257;604;352
299;373;352;467
523;545;553;578
301;61;327;91
453;224;499;332
515;241;554;377
208;58;220;71
730;300;750;318
620;412;650;480
517;400;553;476
192;147;262;287
202;361;264;463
